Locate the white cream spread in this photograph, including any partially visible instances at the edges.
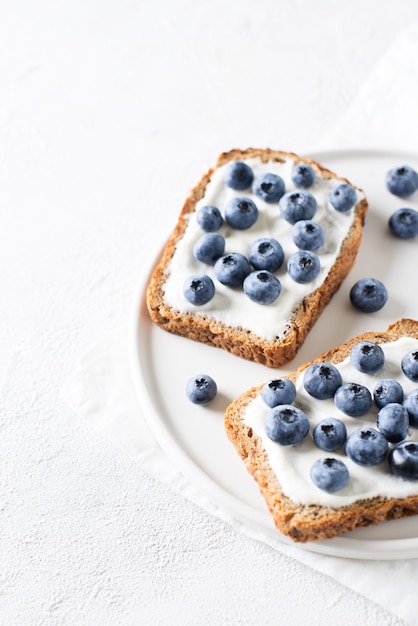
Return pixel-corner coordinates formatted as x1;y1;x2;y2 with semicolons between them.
243;337;418;506
163;156;363;340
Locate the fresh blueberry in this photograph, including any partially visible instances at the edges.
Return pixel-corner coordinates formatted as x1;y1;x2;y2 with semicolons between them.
186;374;217;405
312;418;347;452
196;205;224;232
214;253;251;287
401;350;418;382
291;163;315;189
261;378;297;408
291;220;324;251
376;402;409;444
279;191;317;224
373;379;404;409
193;233;225;265
243;270;281;304
287;250;320;284
183;274;215;305
264;405;310;446
346;427;388;467
224;161;254;191
248;237;284;272
252;172;285;203
303;362;343;400
389;441;418;480
350;341;385;374
334;383;373;417
349;278;388;313
389;208;418;239
404;389;418;428
225;197;258;230
386;165;418;198
328;183;357;212
310;457;349;493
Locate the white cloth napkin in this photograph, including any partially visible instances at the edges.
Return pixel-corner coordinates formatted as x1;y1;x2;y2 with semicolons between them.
63;23;418;626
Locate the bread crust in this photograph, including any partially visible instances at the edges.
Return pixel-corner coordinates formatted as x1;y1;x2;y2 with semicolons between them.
146;148;368;367
224;319;418;543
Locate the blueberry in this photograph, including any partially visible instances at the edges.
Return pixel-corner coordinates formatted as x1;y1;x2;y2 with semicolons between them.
349;278;388;313
350;341;385;374
386;165;418;198
373;379;404;409
196;205;224;232
279;191;317;224
261;378;297;408
346;427;388;467
312;418;347;452
243;270;281;305
183;274;215;305
291;163;315;189
248;237;284;272
334;383;373;417
389;441;418;480
404;390;418;428
193;233;225;265
328;183;357;212
252;172;285;203
291;220;324;251
224;161;254;191
225;197;259;230
214;253;251;287
377;402;409;444
264;405;310;446
401;350;418;382
287;250;320;284
389;208;418;239
310;457;349;493
303;362;343;400
186;374;217;405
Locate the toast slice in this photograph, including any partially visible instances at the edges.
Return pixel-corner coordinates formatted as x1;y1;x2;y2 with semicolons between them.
146;148;368;368
224;319;418;543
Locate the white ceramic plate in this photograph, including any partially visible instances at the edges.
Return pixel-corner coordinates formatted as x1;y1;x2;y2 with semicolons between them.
130;149;418;560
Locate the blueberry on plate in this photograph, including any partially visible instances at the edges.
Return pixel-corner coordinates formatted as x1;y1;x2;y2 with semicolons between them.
334;383;373;417
389;441;418;480
402;350;418;382
303;362;342;400
349;277;388;313
328;183;357;212
224;161;254;191
377;402;409;443
287;250;320;283
291;163;315;189
261;378;297;408
310;457;349;493
291;220;324;251
404;389;418;428
214;252;251;287
248;237;284;272
264;405;310;446
186;374;217;405
279;191;318;224
346;427;388;467
350;340;385;374
388;207;418;239
243;270;281;305
183;274;215;305
373;378;404;409
252;172;285;203
196;205;224;232
312;418;347;452
225;197;259;230
193;233;225;265
386;165;418;198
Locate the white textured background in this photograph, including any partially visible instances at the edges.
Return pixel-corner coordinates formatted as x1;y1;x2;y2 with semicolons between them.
1;1;418;624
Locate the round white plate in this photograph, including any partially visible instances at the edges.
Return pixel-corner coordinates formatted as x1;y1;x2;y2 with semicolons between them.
130;149;418;560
